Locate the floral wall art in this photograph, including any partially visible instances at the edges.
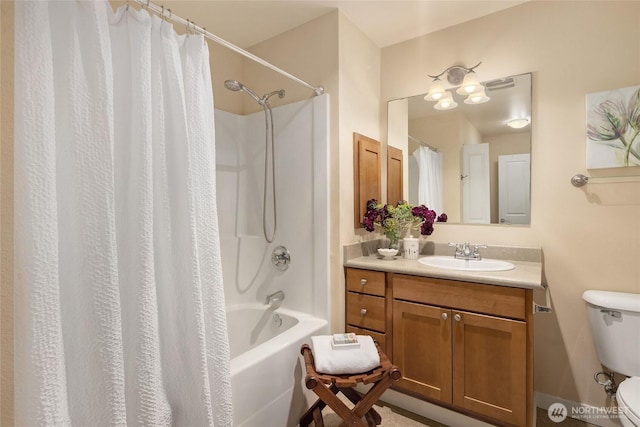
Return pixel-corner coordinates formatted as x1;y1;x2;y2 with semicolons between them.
586;85;640;169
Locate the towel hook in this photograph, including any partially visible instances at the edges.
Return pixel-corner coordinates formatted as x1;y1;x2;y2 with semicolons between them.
571;174;589;187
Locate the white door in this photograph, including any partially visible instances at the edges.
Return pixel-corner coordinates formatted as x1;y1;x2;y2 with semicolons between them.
498;153;531;224
462;143;490;224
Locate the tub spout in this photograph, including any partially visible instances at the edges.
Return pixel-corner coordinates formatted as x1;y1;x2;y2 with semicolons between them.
266;290;285;305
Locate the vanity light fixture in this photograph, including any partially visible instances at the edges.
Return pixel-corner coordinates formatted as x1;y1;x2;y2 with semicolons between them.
506;118;530;129
425;62;489;110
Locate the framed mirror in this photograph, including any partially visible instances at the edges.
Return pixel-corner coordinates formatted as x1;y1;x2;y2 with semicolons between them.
388;72;532;225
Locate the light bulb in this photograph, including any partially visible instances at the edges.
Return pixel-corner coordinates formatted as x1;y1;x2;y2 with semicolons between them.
434;91;457;110
463;87;490;105
456;72;481;95
424;79;446;101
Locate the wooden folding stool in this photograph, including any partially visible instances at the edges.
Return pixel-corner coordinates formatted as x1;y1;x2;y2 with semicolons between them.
299;341;401;427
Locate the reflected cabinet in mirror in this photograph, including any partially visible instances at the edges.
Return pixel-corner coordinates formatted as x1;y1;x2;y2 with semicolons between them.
388;73;532;225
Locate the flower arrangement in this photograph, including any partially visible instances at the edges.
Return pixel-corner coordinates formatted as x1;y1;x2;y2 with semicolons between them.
363;199;447;248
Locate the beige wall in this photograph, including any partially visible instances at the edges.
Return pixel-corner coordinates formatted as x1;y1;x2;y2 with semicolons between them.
381;0;640;407
1;2;14;425
336;12;382;328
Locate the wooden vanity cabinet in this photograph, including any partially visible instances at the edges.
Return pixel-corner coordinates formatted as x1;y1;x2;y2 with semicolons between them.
345;268;533;427
393;273;531;427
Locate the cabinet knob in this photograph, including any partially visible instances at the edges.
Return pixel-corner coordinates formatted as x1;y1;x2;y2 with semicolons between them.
454;314;461;322
360;308;368;316
360;278;367;286
441;313;448;320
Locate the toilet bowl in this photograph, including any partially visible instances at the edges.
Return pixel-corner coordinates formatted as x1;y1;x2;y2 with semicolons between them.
617;377;640;427
583;290;640;426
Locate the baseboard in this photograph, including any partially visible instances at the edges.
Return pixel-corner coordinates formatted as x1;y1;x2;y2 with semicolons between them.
356;387;625;427
536;392;623;427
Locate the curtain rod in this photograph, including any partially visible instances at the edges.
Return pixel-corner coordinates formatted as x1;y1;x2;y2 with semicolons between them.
132;0;325;96
408;135;438;152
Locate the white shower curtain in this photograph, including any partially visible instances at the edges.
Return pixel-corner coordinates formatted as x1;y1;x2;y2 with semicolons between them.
413;145;444;214
14;2;232;426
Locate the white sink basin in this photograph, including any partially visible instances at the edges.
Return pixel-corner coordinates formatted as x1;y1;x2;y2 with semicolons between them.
418;256;515;272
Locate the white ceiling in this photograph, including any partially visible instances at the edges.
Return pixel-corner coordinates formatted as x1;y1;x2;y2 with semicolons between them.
165;1;527;49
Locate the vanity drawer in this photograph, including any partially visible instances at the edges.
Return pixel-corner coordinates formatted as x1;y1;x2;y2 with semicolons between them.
346;292;386;332
346;268;386;296
393;274;526;320
346;325;386;355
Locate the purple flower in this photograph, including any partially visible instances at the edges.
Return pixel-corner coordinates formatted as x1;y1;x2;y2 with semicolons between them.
420;221;434;236
363;199;447;238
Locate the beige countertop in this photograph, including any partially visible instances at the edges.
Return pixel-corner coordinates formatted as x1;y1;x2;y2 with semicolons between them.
344;241;544;290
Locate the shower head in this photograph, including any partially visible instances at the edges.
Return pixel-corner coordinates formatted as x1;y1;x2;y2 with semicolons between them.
224;80;243;91
224;80;261;104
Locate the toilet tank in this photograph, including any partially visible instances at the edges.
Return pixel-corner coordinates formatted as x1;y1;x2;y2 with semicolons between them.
583;290;640;377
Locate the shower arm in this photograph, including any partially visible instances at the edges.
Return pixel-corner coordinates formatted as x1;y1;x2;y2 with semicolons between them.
133;0;325;97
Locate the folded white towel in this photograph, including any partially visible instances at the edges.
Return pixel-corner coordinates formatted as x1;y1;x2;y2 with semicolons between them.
310;335;380;375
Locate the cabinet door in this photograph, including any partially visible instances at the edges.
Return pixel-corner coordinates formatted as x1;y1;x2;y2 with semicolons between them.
452;310;527;426
393;300;451;403
353;133;381;228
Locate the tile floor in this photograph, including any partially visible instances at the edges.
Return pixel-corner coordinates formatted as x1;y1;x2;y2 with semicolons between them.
321;401;601;426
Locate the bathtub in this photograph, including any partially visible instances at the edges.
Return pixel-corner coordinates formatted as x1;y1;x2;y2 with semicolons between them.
226;303;329;427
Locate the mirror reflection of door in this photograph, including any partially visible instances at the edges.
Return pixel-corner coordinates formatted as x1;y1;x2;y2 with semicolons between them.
498;154;531;224
462;143;490;223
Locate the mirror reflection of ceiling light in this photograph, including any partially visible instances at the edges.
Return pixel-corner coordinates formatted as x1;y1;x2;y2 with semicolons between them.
425;62;488;110
506;118;530;129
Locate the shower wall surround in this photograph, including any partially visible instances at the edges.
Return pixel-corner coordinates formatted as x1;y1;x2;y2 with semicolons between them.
214;95;330;320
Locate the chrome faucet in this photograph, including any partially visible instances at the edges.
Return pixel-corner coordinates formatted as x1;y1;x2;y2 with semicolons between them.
265;290;285;305
449;242;487;260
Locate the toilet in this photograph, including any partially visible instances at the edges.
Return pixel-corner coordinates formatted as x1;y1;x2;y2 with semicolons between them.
583;290;640;427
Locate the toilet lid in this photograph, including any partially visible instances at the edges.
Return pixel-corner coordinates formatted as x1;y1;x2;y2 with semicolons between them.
618;377;640;425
